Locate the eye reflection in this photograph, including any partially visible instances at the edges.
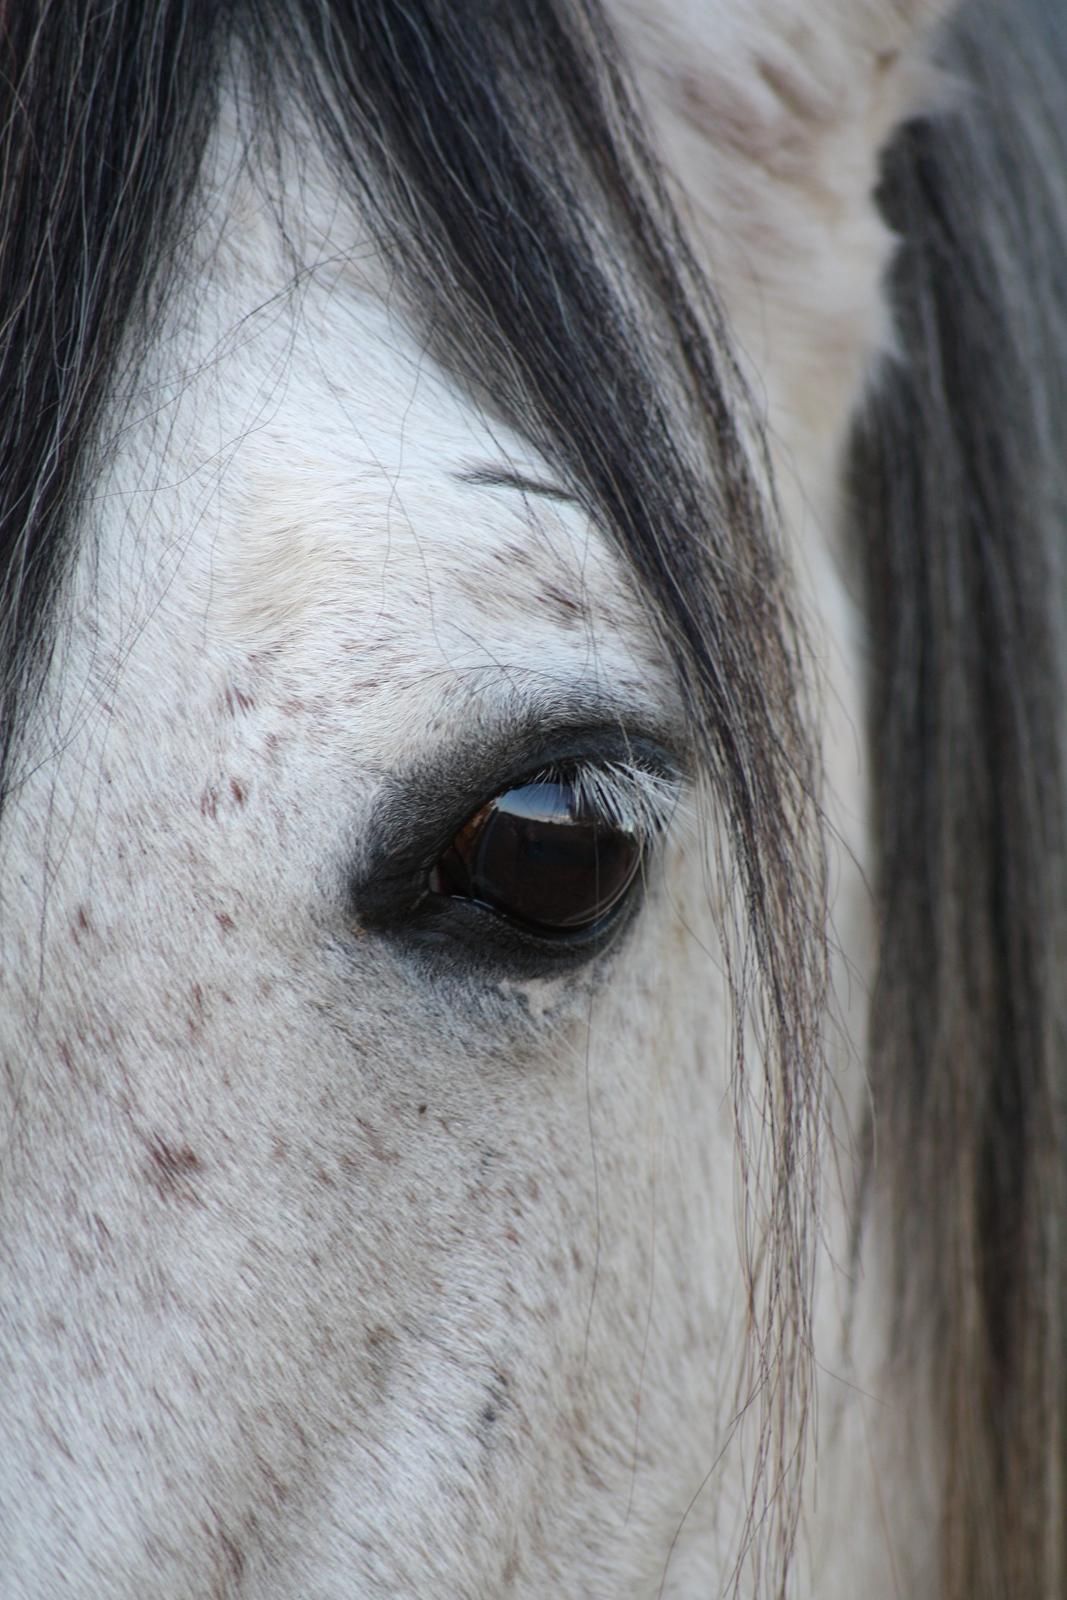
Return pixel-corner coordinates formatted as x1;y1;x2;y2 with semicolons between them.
429;776;643;933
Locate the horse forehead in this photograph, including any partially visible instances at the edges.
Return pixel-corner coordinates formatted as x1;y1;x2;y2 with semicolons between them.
212;434;637;665
105;128;663;706
170;295;662;710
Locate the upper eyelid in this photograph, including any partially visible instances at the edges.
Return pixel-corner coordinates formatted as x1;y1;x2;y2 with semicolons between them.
374;717;684;845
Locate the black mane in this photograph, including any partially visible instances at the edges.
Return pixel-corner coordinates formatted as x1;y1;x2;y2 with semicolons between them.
855;3;1067;1591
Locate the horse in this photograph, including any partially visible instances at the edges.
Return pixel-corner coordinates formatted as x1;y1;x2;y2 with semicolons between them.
2;1;1065;1595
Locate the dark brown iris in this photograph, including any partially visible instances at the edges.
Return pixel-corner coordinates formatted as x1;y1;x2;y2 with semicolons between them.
429;779;642;932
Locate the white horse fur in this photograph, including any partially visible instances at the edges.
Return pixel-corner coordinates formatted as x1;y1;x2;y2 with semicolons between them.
0;2;1050;1596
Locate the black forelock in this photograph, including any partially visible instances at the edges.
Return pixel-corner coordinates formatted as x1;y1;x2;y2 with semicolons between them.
0;1;226;797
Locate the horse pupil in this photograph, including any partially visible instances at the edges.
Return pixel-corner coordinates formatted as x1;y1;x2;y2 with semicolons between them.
434;780;641;931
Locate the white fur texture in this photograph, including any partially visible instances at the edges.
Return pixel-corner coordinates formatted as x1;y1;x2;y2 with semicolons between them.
0;4;949;1594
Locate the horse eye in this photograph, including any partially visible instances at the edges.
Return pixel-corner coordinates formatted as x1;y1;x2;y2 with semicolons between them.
428;777;643;933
